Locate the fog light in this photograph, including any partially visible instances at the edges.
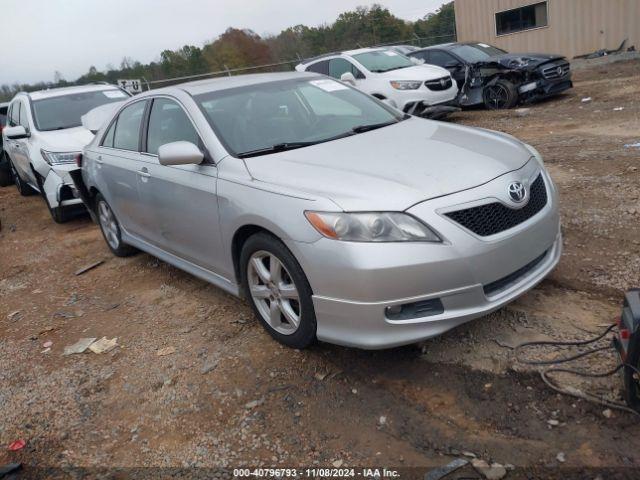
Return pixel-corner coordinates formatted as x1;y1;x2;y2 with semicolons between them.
386;299;444;320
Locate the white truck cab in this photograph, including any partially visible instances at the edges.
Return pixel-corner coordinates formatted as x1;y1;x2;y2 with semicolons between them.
2;84;130;222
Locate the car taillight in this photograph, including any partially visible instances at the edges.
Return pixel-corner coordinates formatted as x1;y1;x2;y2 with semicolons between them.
75;154;83;168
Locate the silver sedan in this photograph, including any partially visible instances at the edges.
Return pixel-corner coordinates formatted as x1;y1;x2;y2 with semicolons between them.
77;72;561;349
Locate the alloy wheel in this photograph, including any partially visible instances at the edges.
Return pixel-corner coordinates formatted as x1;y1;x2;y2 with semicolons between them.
98;200;120;250
485;84;510;109
247;250;301;335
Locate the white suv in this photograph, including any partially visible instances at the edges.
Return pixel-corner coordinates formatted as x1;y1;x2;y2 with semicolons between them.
2;84;130;222
295;47;459;119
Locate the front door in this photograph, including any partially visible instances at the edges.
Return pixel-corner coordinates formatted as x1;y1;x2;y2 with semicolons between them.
137;97;224;274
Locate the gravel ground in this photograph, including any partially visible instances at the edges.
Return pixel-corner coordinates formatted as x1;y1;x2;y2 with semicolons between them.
0;58;639;479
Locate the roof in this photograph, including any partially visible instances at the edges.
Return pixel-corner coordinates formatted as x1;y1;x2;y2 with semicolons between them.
413;42;467;52
26;84;123;101
169;71;320;96
300;47;387;65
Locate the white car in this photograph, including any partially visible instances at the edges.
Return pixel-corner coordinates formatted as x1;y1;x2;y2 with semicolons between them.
295;47;459;119
2;84;130;222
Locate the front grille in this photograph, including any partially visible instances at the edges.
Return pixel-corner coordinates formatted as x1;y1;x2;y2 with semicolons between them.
542;62;570;80
425;76;453;91
483;250;548;297
446;174;548;237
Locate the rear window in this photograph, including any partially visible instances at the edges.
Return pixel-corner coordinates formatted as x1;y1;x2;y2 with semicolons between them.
32;89;129;131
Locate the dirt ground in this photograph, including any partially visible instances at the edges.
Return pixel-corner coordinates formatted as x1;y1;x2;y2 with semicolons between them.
1;59;639;479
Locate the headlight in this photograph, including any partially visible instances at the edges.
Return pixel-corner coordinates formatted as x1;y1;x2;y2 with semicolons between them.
390;80;422;90
41;150;81;166
305;211;441;243
524;143;544;164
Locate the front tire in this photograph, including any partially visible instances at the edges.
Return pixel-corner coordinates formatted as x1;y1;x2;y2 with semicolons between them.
240;233;317;349
95;193;137;257
34;172;72;224
483;80;519;110
9;159;36;196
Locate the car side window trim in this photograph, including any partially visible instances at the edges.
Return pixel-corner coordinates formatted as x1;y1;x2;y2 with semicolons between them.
98;98;148;152
140;95;213;164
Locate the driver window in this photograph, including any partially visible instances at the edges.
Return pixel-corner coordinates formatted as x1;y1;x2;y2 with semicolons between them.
146;98;200;155
329;58;364;80
429;51;457;67
19;102;29;129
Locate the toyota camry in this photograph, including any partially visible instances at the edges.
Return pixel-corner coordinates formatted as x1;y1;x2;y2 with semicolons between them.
74;72;561;349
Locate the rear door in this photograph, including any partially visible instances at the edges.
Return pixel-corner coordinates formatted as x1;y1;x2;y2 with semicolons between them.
137;96;223;273
10;100;34;182
95;99;150;239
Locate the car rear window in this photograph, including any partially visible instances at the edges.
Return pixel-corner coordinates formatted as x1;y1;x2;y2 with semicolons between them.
32;89;129;131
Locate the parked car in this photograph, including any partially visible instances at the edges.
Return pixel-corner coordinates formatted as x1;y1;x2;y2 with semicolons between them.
2;84;130;222
408;42;573;110
295;47;459;120
0;102;11;186
73;72;561;350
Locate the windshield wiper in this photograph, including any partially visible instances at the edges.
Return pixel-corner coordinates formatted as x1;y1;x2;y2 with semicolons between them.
351;120;398;134
237;142;318;158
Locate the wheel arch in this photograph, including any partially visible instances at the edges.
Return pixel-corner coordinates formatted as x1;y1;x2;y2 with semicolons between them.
231;224;276;285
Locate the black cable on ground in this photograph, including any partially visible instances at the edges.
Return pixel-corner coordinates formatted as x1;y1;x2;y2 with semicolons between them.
514;323;640;417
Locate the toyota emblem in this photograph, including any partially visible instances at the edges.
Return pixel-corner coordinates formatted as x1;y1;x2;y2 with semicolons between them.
508;181;526;203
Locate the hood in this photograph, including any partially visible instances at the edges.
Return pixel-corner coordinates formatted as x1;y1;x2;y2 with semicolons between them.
480;53;566;70
243;118;533;211
82;102;125;133
378;64;451;80
38;126;95;152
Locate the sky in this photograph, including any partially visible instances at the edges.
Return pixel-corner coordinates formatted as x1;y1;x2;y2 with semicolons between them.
2;0;448;86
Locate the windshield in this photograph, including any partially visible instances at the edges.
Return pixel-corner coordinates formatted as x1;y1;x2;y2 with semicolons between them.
195;78;403;157
32;89;129;131
352;50;414;73
450;43;508;63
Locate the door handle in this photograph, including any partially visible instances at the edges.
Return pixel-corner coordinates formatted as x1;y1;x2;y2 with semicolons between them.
138;167;151;179
96;155;104;166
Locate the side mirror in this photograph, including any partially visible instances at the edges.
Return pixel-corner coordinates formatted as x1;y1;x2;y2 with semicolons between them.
445;61;461;70
340;72;357;86
4;125;29;139
158;141;204;166
410;57;424;65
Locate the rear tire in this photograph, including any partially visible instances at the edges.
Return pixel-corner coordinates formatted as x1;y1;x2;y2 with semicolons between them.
0;152;13;187
95;193;137;257
240;232;317;349
483;80;519;110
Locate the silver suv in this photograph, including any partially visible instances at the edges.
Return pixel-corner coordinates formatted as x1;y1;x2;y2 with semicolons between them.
76;72;561;350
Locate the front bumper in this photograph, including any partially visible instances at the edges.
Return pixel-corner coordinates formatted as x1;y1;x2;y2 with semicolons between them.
40;163;84;209
292;160;561;349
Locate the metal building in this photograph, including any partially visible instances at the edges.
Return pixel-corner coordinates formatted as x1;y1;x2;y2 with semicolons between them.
454;0;640;59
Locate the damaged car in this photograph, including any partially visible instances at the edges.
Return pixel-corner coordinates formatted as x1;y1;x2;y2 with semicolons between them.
408;42;573;110
2;84;130;222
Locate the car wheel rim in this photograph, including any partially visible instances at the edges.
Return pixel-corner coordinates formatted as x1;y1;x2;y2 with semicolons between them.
247;250;301;335
486;85;509;109
98;201;120;250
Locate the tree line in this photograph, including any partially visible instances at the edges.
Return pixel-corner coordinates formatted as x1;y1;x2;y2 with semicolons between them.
0;2;455;101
